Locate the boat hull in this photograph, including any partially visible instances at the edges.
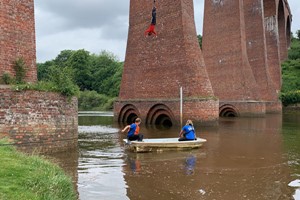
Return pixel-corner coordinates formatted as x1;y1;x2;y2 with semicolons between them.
123;138;206;153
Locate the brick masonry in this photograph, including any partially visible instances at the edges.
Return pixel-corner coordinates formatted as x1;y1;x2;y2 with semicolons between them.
0;0;37;83
115;0;219;125
0;86;78;153
202;0;291;115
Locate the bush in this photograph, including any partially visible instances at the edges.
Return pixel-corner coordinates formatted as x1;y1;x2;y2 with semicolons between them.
280;90;300;106
1;72;15;85
14;58;27;84
78;90;110;111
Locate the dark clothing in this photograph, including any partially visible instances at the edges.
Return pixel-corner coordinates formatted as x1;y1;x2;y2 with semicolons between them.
128;134;143;141
178;137;196;141
151;7;156;25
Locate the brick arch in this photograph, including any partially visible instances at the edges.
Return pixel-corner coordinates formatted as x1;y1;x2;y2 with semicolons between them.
118;104;141;124
146;104;176;126
219;104;239;117
277;0;287;61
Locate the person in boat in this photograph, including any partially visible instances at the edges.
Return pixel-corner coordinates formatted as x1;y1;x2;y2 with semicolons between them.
122;118;144;141
144;2;157;37
178;120;197;141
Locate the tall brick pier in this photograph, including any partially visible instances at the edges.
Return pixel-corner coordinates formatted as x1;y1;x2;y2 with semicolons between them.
202;0;292;116
114;0;219;126
0;0;37;83
0;0;78;153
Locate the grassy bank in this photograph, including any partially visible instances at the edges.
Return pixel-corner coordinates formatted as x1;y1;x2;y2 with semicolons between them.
0;140;77;200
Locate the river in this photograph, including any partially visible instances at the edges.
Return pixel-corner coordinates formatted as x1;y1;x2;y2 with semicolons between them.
49;110;300;200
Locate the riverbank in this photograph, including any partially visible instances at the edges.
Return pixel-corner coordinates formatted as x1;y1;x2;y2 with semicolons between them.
0;139;77;200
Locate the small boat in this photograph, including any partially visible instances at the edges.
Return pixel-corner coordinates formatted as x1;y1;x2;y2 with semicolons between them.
123;137;207;153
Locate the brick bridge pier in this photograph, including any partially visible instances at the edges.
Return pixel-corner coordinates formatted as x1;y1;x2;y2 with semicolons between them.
202;0;292;117
114;0;219;126
115;0;292;125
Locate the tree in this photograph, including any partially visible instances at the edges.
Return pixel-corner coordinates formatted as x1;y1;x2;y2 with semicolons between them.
90;51;122;96
67;49;92;91
54;50;75;67
197;35;203;49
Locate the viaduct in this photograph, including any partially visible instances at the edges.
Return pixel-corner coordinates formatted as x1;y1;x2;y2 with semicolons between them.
0;0;293;152
114;0;292;126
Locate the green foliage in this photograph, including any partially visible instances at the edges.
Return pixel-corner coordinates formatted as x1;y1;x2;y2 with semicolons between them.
281;30;300;106
288;38;300;60
78;90;111;111
1;72;15;85
14;67;79;98
280;90;300;106
0;139;77;200
14;58;27;84
67;49;92;91
90;51;123;96
54;50;75;67
37;49;123;110
281;59;300;93
197;34;202;49
37;61;55;81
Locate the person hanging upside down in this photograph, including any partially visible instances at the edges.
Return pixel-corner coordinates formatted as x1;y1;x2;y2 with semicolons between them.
144;2;157;37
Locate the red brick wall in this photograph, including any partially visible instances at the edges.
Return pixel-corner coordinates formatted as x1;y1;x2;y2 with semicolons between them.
114;98;219;126
0;0;37;83
202;0;291;114
202;0;260;101
244;0;278;102
0;86;78;153
264;0;282;92
116;0;219;124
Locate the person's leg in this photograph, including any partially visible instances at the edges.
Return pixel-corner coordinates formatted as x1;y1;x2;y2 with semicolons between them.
138;134;143;141
128;135;139;141
145;25;152;37
178;137;187;141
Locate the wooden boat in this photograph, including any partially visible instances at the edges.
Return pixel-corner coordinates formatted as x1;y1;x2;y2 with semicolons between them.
123;137;207;153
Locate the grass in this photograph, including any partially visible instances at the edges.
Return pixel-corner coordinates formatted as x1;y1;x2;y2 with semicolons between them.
0;139;77;200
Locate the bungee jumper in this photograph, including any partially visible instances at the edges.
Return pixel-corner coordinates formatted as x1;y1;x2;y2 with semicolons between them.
144;0;157;37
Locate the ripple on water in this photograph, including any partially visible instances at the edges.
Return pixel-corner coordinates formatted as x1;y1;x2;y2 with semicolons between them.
79;125;120;134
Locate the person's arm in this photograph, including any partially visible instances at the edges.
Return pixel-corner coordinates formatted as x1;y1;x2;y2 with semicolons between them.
122;125;130;133
179;129;184;137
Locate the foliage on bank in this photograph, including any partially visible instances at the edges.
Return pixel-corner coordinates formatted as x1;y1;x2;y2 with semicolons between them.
281;32;300;106
0;139;77;200
38;50;123;110
1;58;80;98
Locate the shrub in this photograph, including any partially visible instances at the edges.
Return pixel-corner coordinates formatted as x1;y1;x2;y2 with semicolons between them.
1;72;15;85
78;90;111;111
280;90;300;106
14;58;27;84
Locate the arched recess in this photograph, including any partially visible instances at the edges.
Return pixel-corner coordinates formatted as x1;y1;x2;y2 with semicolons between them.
277;0;287;61
146;104;176;127
118;104;140;124
286;15;291;48
219;104;239;117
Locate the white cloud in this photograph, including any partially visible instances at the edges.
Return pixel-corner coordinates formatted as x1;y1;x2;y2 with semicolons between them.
34;0;299;63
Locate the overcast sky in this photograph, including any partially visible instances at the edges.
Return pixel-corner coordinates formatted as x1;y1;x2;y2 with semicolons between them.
34;0;300;63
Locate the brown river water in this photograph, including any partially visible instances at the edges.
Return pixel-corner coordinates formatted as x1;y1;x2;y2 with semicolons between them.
48;110;300;200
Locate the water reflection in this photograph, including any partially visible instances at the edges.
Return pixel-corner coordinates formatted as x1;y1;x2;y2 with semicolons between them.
47;111;300;200
185;155;197;175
